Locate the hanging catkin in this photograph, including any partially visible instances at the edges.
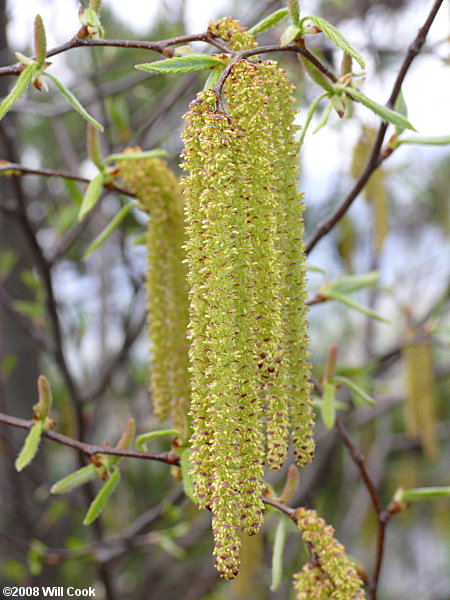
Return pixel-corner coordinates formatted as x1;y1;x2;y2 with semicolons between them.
118;153;190;433
181;20;314;579
294;508;366;600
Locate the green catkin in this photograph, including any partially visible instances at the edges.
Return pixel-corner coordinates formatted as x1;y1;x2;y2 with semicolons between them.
118;154;190;432
207;17;257;51
295;508;366;600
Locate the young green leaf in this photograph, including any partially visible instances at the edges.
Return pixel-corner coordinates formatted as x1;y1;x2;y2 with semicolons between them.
305;16;365;70
288;0;301;27
344;87;415;131
33;15;47;67
307;264;326;274
15;421;43;472
36;374;53;419
136;54;224;75
323;287;390;323
313;101;333;134
321;381;336;429
78;172;104;222
104;149;168;163
270;517;287;591
82;201;138;259
299;55;334;93
180;448;196;504
279;465;300;503
280;24;302;46
0;63;39;121
109;418;136;467
299;93;329;145
43;72;104;130
83;468;120;525
334;375;376;407
27;539;46;577
397;135;450;146
248;8;288;35
329;271;379;294
87;123;103;169
135;429;182;452
394;88;408;135
51;464;97;494
399;486;450;502
203;66;223;90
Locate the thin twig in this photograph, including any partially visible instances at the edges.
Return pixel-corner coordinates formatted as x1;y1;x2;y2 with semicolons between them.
0;411;180;465
306;0;446;255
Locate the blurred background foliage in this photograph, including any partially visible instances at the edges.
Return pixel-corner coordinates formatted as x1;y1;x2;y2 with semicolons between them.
0;1;449;599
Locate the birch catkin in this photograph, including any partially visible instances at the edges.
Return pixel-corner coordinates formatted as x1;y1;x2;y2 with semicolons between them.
119;154;190;432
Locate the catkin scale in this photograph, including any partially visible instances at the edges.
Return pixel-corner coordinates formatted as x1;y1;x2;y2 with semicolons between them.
118;154;190;432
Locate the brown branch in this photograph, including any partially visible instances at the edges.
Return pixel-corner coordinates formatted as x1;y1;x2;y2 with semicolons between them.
306;0;445;255
0;411;180;465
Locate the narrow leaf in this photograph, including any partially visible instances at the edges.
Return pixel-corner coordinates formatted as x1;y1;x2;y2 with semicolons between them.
104;149;168;163
321;381;336;429
398;135;450;146
87;123;103;169
36;374;53;418
300;55;334;93
109;417;136;466
43;72;103;130
248;8;288;35
299;93;329;145
325;288;390;323
83;468;120;525
399;487;450;502
270;517;287;591
51;464;97;494
15;421;43;472
280;24;302;46
330;271;379;294
33;15;47;66
181;449;196;504
313;101;333;134
288;0;301;27
0;63;38;121
135;429;181;452
394;88;408;135
334;375;376;407
203;66;223;90
307;264;326;274
78;172;104;222
345;87;415;131
306;16;365;69
136;54;224;74
82;201;138;259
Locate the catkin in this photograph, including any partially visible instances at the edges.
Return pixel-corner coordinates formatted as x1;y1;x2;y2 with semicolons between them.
118;153;190;432
295;508;366;600
181;22;314;579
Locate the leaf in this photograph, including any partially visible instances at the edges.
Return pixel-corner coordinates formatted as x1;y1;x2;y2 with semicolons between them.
15;421;43;472
0;63;38;121
33;15;47;66
203;66;223;90
135;429;182;452
51;464;97;494
321;381;336;429
313;101;333;134
181;448;196;504
394;88;408;135
288;0;301;27
78;172;104;222
307;264;326;274
324;288;390;323
43;72;104;130
27;539;46;577
248;8;288;35
299;55;334;93
104;149;168;163
334;375;376;407
270;517;287;591
36;374;53;418
344;87;415;131
329;271;379;294
399;487;450;502
280;24;302;46
398;135;450;146
299;93;329;145
136;54;224;74
87;123;103;169
83;468;120;525
82;201;138;259
306;16;365;69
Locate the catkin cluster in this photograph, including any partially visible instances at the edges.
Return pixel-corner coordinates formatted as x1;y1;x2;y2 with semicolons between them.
294;508;366;600
119;153;190;434
181;54;314;577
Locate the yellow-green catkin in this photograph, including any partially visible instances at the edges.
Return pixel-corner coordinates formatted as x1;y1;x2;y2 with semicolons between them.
207;16;257;51
295;508;366;600
402;334;438;460
118;153;190;433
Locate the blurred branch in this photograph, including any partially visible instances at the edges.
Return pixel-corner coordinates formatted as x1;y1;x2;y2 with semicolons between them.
306;0;446;255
